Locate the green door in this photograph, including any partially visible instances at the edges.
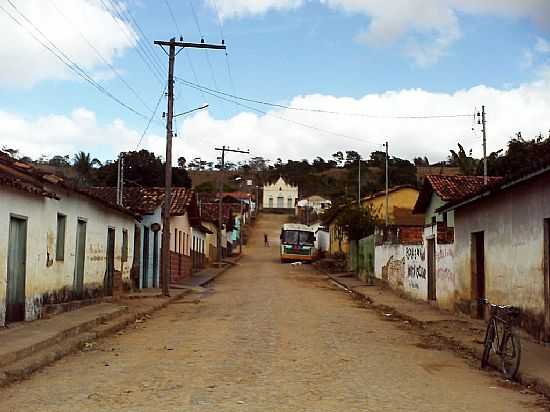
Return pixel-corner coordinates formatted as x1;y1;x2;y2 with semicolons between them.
6;216;27;322
74;219;87;298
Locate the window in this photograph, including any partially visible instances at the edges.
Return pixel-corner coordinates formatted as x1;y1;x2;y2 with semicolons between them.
287;198;293;208
179;231;183;254
174;229;178;252
431;215;436;226
122;229;128;262
268;197;274;208
443;212;448;227
56;213;66;261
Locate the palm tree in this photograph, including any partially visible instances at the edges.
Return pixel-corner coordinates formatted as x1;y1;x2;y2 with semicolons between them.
73;151;101;184
449;143;479;175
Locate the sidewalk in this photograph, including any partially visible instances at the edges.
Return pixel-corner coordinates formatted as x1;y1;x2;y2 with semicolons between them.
325;272;550;399
0;258;239;387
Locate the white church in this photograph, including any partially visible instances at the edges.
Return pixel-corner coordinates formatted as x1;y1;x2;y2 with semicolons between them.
262;177;298;212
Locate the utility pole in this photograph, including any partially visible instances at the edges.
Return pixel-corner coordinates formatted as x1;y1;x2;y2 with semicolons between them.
481;105;488;185
155;37;226;296
116;152;124;206
384;142;389;227
358;155;361;205
214;146;250;263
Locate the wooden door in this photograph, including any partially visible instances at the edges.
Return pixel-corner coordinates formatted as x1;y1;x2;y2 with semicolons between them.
105;228;115;296
153;231;159;288
6;216;27;322
142;227;150;289
74;219;87;298
471;231;485;319
427;238;436;301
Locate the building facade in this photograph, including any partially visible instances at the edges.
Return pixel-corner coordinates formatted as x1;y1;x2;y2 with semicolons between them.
262;177;298;212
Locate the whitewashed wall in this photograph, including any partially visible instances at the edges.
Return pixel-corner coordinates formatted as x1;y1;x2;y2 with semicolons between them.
0;186;136;325
375;243;428;301
263;177;298;209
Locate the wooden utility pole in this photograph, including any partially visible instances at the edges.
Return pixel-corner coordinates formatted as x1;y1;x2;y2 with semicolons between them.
116;152;124;206
214;146;250;263
481;105;487;185
155;38;226;296
384;142;389;227
358;155;361;205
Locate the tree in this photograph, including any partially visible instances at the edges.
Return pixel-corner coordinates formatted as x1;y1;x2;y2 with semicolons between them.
177;157;186;168
448;143;479;175
414;156;430;166
344;150;360;167
73;151;101;184
330;202;378;241
332;151;344;167
94;149;191;188
48;155;71;168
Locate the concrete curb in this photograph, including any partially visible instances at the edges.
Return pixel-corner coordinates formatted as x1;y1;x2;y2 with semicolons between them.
325;273;550;399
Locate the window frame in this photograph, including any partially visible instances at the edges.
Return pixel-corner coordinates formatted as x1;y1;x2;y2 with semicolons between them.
55;213;67;261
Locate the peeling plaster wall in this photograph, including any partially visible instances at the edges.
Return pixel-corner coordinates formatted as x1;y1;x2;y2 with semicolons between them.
375;243;427;300
0;187;136;325
454;174;550;323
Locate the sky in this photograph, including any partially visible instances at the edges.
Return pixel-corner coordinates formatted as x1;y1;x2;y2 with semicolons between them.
1;0;550;166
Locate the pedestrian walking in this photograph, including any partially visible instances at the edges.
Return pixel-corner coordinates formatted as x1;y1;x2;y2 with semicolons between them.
264;233;270;247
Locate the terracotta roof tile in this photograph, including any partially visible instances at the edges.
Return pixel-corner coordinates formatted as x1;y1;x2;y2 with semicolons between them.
413;175;502;213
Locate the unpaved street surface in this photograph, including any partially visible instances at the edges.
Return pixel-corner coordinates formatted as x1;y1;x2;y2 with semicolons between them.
1;214;547;411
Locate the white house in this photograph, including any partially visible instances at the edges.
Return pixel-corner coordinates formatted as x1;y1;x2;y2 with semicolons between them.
296;195;332;213
0;153;137;325
263;177;298;211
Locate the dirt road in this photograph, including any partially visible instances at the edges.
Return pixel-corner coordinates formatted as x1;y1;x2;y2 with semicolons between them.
1;213;546;411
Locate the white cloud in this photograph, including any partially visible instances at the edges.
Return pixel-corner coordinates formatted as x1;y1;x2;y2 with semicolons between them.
164;72;550;165
210;0;550;64
206;0;303;19
0;0;137;87
5;72;550;168
535;36;550;54
0;107;159;160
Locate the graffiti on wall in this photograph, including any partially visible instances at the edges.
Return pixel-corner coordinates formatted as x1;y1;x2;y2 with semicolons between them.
436;244;455;290
405;245;426;291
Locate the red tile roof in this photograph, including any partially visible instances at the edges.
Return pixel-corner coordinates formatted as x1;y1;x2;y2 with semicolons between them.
86;187;194;216
0;151;137;218
414;175;503;213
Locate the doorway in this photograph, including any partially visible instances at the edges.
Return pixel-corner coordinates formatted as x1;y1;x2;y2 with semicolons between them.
74;219;87;298
105;228;115;296
427;238;436;301
142;227;150;289
544;219;550;341
471;231;485;319
153;231;159;288
6;216;27;323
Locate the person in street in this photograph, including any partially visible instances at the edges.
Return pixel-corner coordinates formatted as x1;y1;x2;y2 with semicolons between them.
264;233;269;247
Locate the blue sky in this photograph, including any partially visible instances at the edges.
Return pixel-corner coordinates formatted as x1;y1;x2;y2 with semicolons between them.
1;0;550;164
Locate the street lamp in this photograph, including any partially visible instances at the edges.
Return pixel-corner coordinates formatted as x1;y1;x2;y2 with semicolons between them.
173;103;209;118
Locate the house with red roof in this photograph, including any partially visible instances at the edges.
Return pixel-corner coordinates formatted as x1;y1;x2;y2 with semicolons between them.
438;164;550;340
408;175;502;309
0;151;138;325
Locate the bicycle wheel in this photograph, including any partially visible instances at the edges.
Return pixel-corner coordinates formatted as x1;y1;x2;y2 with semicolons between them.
481;322;495;368
501;332;521;379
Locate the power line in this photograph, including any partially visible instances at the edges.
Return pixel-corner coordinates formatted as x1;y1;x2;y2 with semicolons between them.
48;0;154;113
136;86;167;149
177;78;383;146
188;0;219;90
212;0;238;112
2;1;149;120
163;0;181;34
100;0;165;84
176;77;473;120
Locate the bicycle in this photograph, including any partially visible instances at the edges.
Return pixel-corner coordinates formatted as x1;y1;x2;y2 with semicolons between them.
480;299;522;379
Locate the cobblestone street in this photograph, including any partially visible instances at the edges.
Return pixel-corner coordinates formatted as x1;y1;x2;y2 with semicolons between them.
1;214;547;411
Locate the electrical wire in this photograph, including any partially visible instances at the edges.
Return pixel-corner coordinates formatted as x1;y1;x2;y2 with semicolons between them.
163;0;181;35
177;78;384;146
136;86;167;149
2;1;149;120
176;77;473;120
188;0;219;90
100;0;165;84
48;0;154;113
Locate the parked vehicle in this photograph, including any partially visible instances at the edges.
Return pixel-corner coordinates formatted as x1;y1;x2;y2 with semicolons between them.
280;223;318;263
480;299;522;379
